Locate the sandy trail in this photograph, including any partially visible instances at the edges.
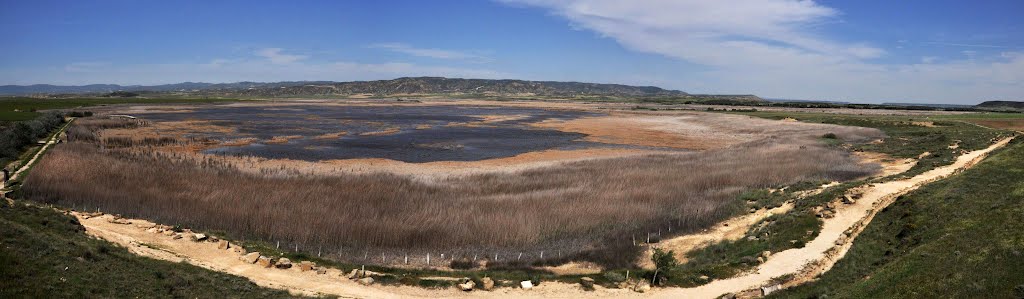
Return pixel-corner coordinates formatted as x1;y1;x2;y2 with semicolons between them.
651;136;1013;298
75;213;644;298
637;203;794;268
1;119;71;192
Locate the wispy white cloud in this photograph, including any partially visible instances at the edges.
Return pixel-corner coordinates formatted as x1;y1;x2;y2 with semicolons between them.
64;62;111;72
367;43;493;63
926;41;1012;48
255;48;308;64
500;0;1024;103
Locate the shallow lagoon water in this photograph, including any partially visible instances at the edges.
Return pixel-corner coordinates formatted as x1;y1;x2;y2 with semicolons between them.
141;105;637;162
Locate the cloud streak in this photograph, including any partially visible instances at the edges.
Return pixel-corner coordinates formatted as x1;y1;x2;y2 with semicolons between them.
501;0;1023;103
255;48;308;64
367;43;493;63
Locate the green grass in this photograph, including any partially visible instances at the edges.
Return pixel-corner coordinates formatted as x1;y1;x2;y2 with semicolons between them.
0;201;301;298
656;111;1014;287
0;97;242;121
770;137;1024;299
730;111;1012;178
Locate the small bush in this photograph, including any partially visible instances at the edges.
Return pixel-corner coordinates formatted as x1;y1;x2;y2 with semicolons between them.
603;271;626;283
449;258;475;270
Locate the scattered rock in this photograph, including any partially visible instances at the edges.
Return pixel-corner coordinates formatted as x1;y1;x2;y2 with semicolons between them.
146;227;159;234
580;277;595;289
208;236;219;243
232;246;246;255
347;269;360;279
217;240;230;250
634;282;651;293
458;280;476;291
357;277;374;286
842;195;857;204
481;277;495;291
172;233;183;240
520;280;534;289
275;258;292;269
835;238;845;245
191;233;207;242
761;284;782;296
135;223;155;229
316;268;327;275
298;261;314;272
756;256;765;264
257;256;274;268
698;275;710;281
720;293;737;299
746;236;758;241
760;251;772;258
241;252;260;264
163;230;176;236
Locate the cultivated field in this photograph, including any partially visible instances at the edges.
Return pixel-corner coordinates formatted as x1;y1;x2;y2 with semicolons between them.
22;100;885;268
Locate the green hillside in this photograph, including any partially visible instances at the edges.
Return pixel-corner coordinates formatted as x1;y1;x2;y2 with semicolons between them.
771;137;1024;298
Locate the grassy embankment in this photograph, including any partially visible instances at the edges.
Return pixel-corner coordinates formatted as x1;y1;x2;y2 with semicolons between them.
650;111;1015;287
0;201;301;298
770;136;1024;298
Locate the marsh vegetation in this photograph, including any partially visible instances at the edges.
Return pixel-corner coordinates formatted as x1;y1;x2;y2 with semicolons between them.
23;113;884;268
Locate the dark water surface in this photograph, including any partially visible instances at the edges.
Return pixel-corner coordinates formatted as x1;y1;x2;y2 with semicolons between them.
141;105;633;162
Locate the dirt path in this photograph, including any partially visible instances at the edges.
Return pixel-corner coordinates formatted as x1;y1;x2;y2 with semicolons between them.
1;119;72;192
650;136;1014;298
75;213;643;298
637;203;794;269
65;135;1013;298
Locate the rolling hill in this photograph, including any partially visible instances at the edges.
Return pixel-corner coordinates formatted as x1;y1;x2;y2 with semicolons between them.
0;77;766;103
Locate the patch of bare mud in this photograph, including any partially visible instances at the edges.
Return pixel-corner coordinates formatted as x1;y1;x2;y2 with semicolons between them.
312;131;348;140
265;135;304;144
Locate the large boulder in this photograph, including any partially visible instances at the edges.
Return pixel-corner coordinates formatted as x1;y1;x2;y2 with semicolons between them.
520;280;534;289
458;280;476;291
634;282;651;293
580;277;595;289
347;269;360;279
357;277;374;286
257;256;274;268
299;261;314;272
217;240;230;250
275;258;292;269
241;252;260;264
481;277;495;291
191;233;208;242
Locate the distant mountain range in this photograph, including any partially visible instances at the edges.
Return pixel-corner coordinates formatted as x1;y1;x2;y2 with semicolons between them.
0;77;684;97
0;77;767;102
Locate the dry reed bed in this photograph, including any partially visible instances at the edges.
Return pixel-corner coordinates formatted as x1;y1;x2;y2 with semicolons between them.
22;118;884;267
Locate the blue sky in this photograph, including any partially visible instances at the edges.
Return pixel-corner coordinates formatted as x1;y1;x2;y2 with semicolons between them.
1;0;1022;104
